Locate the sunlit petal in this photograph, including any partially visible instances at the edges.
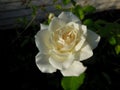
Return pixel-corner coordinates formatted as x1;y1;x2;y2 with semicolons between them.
81;25;87;35
87;30;101;49
36;52;56;73
75;36;86;51
79;42;93;61
49;52;74;70
61;61;87;76
40;24;48;30
49;17;66;32
35;30;51;52
58;12;81;23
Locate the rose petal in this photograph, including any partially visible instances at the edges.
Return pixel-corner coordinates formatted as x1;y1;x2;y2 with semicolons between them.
81;25;87;35
75;36;86;51
79;42;93;61
75;25;87;51
49;52;74;70
67;22;80;30
40;24;48;30
87;30;101;49
49;17;66;32
36;52;56;73
61;61;87;76
58;12;81;23
35;30;51;53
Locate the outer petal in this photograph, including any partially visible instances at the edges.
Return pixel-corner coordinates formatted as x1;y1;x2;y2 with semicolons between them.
36;52;56;73
35;30;51;53
61;61;87;76
81;25;87;35
58;12;81;23
79;42;93;61
49;17;66;32
49;52;74;70
40;24;48;30
87;30;101;49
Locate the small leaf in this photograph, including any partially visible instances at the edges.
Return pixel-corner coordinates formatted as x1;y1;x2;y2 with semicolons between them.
95;20;107;25
62;0;71;5
109;37;116;45
79;10;84;20
61;73;85;90
83;19;94;26
73;5;85;20
72;5;81;14
55;4;62;9
115;45;120;55
99;24;111;37
82;5;96;13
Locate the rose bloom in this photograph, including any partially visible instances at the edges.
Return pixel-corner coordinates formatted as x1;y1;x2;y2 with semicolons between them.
35;12;100;76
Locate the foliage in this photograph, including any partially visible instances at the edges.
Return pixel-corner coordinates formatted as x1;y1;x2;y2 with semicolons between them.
61;73;85;90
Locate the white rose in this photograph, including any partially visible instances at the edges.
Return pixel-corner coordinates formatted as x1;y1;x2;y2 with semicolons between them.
35;12;100;76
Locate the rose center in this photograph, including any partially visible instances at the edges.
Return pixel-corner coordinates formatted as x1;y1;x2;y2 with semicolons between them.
52;26;77;52
62;30;75;44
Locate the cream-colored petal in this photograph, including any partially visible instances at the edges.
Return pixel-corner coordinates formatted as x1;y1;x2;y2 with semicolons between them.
58;12;81;23
61;61;87;76
49;52;74;70
75;25;87;51
75;36;86;51
81;25;87;35
36;52;56;73
66;22;80;30
87;30;101;49
79;42;93;61
49;17;66;32
40;24;48;30
35;30;51;53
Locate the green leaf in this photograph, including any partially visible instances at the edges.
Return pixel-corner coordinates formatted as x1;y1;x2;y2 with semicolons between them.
109;37;116;45
94;20;107;30
73;5;85;20
95;20;107;25
115;45;120;55
98;24;112;37
74;5;82;11
55;4;62;10
83;19;94;26
82;5;96;13
61;73;85;90
62;0;71;5
79;10;84;20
